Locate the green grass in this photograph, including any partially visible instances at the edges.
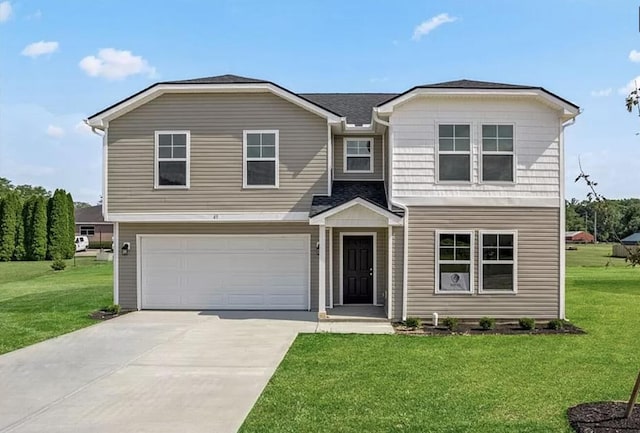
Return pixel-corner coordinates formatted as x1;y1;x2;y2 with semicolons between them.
565;243;626;267
240;250;640;433
0;258;112;354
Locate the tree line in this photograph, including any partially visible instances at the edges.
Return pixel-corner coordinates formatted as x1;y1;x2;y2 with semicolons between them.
566;198;640;242
0;178;76;261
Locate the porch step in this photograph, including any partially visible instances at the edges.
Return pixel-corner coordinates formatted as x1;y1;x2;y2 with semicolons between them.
320;316;390;323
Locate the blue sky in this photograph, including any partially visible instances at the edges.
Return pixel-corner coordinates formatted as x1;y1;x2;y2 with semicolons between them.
0;0;638;203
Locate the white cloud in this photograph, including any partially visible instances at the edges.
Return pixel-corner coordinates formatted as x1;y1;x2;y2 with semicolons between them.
0;1;12;22
412;13;457;40
79;48;157;80
618;75;640;95
629;50;640;63
46;125;64;138
21;41;59;58
26;9;42;20
590;88;612;97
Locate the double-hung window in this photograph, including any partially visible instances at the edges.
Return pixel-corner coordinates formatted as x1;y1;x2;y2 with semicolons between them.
480;231;517;293
80;225;94;236
438;124;471;182
482;125;514;182
155;131;189;188
436;232;473;293
344;138;373;173
243;130;279;188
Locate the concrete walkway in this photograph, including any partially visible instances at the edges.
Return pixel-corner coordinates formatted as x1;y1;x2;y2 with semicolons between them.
0;311;393;433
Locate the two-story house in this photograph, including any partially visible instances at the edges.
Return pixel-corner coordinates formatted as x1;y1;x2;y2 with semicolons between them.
86;74;579;321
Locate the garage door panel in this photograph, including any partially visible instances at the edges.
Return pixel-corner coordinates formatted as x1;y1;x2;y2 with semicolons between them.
140;235;309;310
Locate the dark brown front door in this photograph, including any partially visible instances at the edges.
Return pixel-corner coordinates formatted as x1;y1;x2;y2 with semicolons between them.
343;236;374;304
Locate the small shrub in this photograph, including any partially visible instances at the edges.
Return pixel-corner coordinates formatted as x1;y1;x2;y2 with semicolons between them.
50;258;66;271
103;304;121;314
405;317;422;329
441;317;459;331
479;316;496;330
519;317;536;330
547;319;566;330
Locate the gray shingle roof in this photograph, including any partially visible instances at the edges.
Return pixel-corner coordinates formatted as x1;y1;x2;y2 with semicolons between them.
418;79;535;90
621;232;640;245
161;74;268;85
74;205;106;223
310;181;403;217
300;93;398;126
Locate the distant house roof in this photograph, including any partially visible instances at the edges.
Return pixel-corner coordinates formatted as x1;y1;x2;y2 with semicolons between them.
621;232;640;245
74;205;107;224
565;231;583;237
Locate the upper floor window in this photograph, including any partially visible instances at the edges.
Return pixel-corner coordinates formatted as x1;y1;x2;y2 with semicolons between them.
344;138;373;173
243;130;279;188
438;124;470;182
479;231;517;293
155;131;190;188
482;125;514;182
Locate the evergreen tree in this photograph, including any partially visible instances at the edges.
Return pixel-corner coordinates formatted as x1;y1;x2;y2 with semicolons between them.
22;197;35;259
47;189;70;260
30;196;47;260
13;197;25;260
66;192;76;259
0;192;19;261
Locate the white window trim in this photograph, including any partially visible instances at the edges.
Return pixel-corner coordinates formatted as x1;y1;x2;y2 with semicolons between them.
479;123;516;184
434;229;474;295
435;122;473;184
154;130;191;189
478;230;518;294
79;225;95;236
343;137;374;174
243;130;280;189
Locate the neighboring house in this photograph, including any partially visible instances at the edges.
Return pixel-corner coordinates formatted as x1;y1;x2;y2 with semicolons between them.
620;232;640;245
86;74;579;320
613;232;640;258
565;231;595;244
74;205;113;246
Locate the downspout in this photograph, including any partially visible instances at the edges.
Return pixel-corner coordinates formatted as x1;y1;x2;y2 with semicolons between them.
559;114;577;320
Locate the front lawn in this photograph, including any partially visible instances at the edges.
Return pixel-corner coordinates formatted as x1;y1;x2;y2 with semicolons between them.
240;259;640;432
0;258;112;354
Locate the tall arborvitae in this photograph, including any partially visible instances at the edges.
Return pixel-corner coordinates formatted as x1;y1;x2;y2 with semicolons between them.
0;192;19;261
29;196;47;260
13;197;25;260
22;197;35;259
66;192;76;259
47;189;70;260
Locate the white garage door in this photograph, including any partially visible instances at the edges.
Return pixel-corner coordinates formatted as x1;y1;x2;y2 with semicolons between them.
139;235;309;310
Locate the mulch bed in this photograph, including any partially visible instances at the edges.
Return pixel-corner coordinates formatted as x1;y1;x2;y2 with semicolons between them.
394;321;585;336
89;310;124;321
568;402;640;432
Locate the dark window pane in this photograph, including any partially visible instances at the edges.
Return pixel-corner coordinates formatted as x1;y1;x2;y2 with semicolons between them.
246;145;261;158
440;155;470;181
172;134;186;146
499;247;513;260
158;146;172;158
482;125;497;137
482;155;513;182
247;160;276;186
440;264;471;292
246;133;260;146
440;234;454;246
439;124;453;137
456;247;470;261
482;138;497;152
483;264;513;291
498;125;513;138
158;161;186;186
347;156;371;171
262;145;276;158
158;134;171;146
499;234;513;247
456;234;471;247
440;247;454;260
497;138;513;152
455;124;470;137
439;138;454;151
262;133;276;146
483;234;498;247
454;138;470;152
173;146;186;158
346;141;358;154
483;247;498;260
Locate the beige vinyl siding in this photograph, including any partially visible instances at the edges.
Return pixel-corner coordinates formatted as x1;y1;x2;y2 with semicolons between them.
391;225;404;320
331;227;387;306
108;93;328;213
406;206;560;319
117;222;319;311
334;135;383;180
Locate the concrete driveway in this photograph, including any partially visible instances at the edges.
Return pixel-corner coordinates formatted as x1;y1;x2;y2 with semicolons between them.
0;311;319;433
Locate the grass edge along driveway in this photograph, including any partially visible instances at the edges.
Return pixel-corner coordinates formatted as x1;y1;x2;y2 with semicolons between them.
240;245;640;433
0;258;112;355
